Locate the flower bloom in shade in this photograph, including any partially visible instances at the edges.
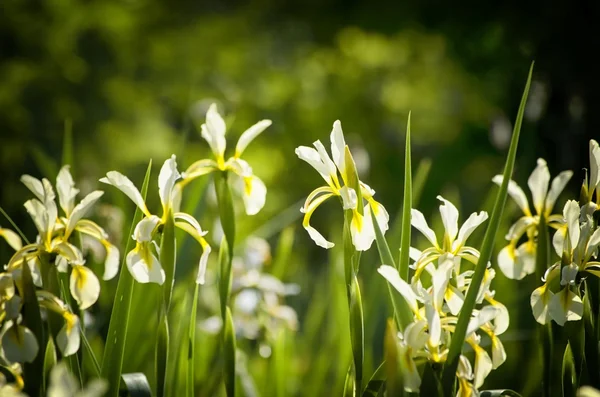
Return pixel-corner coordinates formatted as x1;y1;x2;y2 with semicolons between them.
295;120;389;251
180;103;270;216
377;196;507;394
530;199;600;325
493;159;572;280
47;362;107;397
101;155;212;285
6;166;118;310
583;139;600;205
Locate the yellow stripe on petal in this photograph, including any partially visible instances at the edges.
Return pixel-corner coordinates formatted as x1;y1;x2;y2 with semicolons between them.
69;265;100;310
302;192;335;249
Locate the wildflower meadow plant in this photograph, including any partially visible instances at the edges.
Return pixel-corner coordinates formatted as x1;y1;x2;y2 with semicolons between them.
6;62;600;397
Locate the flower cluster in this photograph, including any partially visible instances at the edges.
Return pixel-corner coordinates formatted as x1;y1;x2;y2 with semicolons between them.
181;103;270;216
202;237;298;355
295;120;389;251
1;167;116;367
528;140;600;326
101;155;211;285
379;197;508;395
493;158;572;280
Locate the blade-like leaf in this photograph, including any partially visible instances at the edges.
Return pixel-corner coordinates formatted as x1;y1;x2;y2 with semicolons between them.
22;256;46;397
0;206;30;244
362;361;385;397
223;307;237;397
42;337;57;395
349;274;364;392
101;159;153;397
563;343;577;397
186;283;200;397
155;311;170;397
384;319;402;397
441;62;534;394
399;112;412;281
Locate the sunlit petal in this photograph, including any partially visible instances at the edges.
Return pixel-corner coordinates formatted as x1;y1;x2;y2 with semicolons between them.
590;139;600;193
65;190;104;237
313;140;337;181
202;103;227;161
103;243;120;280
467;306;500;336
69;265;100;310
492;175;531;215
350;210;375;251
295;146;333;185
241;174;267;216
377;265;419;314
158;154;181;213
100;171;150;217
432;258;453;312
564;200;580;252
126;245;165;284
366;199;389;235
545;170;573;215
181;159;218;181
553;226;567;257
235;119;272;158
339;186;357;210
472;344;493;388
453;211;488;252
0;228;22;251
497;241;535;280
329;120;347;181
132;216;161;243
411;209;438;248
21;174;45;201
437;196;459;244
56;165;80;216
528;158;551;215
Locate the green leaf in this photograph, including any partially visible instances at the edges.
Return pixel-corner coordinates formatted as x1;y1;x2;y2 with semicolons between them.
155;311;170;397
223;307;237;397
215;172;236;251
440;62;534;395
361;361;385;397
343;365;355;397
186;283;200;397
398;112;412;281
272;329;287;397
583;285;600;387
22;257;45;397
370;207;413;331
79;325;101;378
42;337;56;396
563;343;577;397
271;225;295;279
349;274;364;391
121;373;153;397
344;146;363;216
160;211;177;312
384;319;402;397
218;235;232;321
101;159;153;397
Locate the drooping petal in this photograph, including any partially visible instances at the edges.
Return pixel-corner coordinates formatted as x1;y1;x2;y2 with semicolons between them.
174;212;211;284
57;313;80;356
586;228;600;261
69;265;100;310
425;303;441;349
411;209;438;248
65;191;104;237
0;228;22;251
437;196;459;245
453;211;488;252
100;171;150;217
350;210;375;251
23;199;49;239
549;288;583;326
528;158;551;215
432;258;454;312
201;103;227;161
301;192;335;249
561;264;579;286
489;334;506;369
545;170;573;215
56;165;80;216
467;306;500;336
492;175;531;216
472;344;493;388
445;285;465;316
553;226;567;257
313;140;338;182
103;243;120;280
241;175;267;216
330;120;347;181
235;119;272;158
158;155;181;213
377;265;419;314
403;320;428;350
398;342;422;392
564;200;581;252
126;245;165;285
504;216;535;241
53;241;85;265
1;324;39;363
488;299;510;335
366;199;390;235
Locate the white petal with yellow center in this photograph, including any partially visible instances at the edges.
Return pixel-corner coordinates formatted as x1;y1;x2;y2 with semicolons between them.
564;200;580;252
549;288;583;326
56;165;80;215
69;265;100;310
453;211;488;252
472;343;493;388
330;120;347;182
530;285;553;324
497;242;536;280
65;190;104;237
57;313;80;356
0;228;22;251
158;155;181;214
366;200;390;235
132;216;161;243
437;196;459;244
295;146;333;185
350;210;374;251
590;139;600;192
339;186;357;210
174;212;211;284
301;192;335;249
126;245;165;285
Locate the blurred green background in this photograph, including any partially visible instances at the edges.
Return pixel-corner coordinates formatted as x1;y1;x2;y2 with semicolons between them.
1;0;597;395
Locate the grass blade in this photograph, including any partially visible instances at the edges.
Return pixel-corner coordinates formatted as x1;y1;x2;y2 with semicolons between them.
42;337;56;395
384;319;402;397
440;62;534;394
101;159;153;397
186;283;200;397
155;311;170;397
0;206;30;244
398;112;412;281
223;307;237;397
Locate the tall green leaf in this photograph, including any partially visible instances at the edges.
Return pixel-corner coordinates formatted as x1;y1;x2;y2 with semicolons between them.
101;159;153;397
398;112;412;281
440;62;534;395
223;307;237;397
186;283;200;397
155;311;170;397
